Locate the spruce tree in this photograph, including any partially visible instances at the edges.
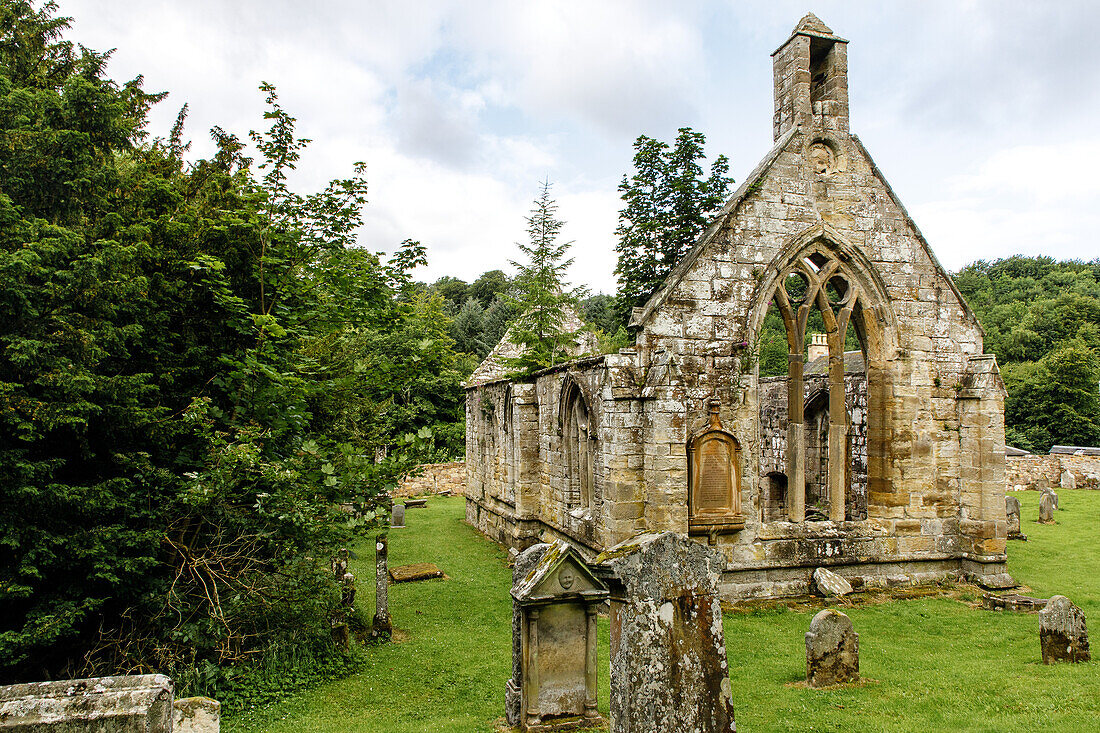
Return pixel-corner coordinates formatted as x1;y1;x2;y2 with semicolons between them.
506;181;583;375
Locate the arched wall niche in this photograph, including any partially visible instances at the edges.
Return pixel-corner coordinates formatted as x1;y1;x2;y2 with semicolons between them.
559;373;596;515
750;226;895;523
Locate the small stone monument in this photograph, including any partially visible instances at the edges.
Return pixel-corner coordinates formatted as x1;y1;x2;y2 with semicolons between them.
1038;493;1055;524
595;532;735;733
391;503;406;528
1060;471;1075;490
806;609;859;687
508;539;607;732
173;696;221;733
371;535;392;640
0;675;174;731
1039;595;1090;664
1005;496;1026;540
813;567;853;597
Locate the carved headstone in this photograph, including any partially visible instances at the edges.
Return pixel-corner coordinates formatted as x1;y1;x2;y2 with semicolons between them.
507;543;550;728
391;503;406;528
1039;595;1090;664
1005;496;1026;540
1038;493;1055;524
1048;489;1059;510
0;675;174;731
806;609;859;687
688;402;744;538
1060;471;1076;490
509;540;607;732
813;567;853;597
596;532;735;733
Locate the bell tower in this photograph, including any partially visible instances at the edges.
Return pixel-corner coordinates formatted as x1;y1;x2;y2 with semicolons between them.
771;13;849;141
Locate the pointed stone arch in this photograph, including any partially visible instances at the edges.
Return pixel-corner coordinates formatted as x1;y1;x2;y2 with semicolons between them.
752;225;895;522
559;373;596;513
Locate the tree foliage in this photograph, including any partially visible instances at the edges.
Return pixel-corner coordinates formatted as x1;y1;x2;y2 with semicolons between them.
505;181;585;376
614;128;732;321
0;0;463;693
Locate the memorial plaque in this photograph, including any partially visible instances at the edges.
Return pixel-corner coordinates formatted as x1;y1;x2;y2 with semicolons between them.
688;401;744;534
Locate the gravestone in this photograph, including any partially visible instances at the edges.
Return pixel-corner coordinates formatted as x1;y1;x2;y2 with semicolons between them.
509;540;607;732
805;609;859;687
813;567;853;597
174;696;221;733
390;562;444;583
1038;493;1055;524
1060;471;1076;490
1048;489;1059;510
507;544;550;727
391;503;406;528
371;535;392;640
1039;595;1090;664
595;532;735;733
1005;496;1026;540
0;674;174;731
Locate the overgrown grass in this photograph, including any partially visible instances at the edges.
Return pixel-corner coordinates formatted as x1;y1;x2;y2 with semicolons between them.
227;492;1100;732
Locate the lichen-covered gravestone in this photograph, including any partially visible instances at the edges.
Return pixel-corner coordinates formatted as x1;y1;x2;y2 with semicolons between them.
507;543;550;727
391;503;406;528
0;674;174;731
1005;496;1025;540
595;532;735;733
371;535;392;640
1039;595;1090;664
805;609;859;687
1038;493;1055;524
508;540;607;732
1060;471;1076;490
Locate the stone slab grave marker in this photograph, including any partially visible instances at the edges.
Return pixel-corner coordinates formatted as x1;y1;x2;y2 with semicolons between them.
390;562;444;583
1060;471;1076;490
0;674;175;732
806;609;859;687
507;539;608;732
1039;595;1090;664
813;567;853;597
391;503;406;528
594;532;735;733
1038;493;1055;524
404;497;428;509
1005;496;1026;540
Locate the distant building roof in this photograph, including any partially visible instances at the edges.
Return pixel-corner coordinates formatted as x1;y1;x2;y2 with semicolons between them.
804;350;865;377
1005;445;1031;456
1050;445;1100;456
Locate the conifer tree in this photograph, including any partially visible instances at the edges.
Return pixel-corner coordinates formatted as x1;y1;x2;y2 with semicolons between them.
506;181;583;375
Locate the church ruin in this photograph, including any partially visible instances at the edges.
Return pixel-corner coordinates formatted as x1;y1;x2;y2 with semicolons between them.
465;14;1011;599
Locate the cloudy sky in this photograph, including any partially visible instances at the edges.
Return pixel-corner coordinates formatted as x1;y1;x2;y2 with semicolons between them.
63;0;1100;293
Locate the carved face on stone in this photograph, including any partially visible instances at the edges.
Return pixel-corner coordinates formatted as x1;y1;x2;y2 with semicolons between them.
809;142;835;175
558;568;576;590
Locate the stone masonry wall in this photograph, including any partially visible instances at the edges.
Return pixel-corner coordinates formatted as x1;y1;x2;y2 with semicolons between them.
397;461;466;497
1006;454;1100;491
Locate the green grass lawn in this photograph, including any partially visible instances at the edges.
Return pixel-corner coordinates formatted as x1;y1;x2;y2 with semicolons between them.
227;490;1100;732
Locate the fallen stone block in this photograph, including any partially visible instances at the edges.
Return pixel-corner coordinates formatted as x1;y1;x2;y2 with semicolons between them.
813;567;853;597
0;674;174;732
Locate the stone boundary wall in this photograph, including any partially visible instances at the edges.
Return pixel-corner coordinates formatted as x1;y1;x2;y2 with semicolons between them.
1006;454;1100;490
397;461;466;497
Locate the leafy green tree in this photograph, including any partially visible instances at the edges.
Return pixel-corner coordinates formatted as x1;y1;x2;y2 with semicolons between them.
614;128;732;320
432;275;468;312
506;181;583;375
470;269;511;308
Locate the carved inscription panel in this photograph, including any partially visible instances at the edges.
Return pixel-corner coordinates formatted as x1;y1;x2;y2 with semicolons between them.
697;436;732;511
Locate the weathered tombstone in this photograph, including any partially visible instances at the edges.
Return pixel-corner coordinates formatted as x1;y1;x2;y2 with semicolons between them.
1060;471;1076;490
1039;595;1090;664
391;503;406;528
1038;493;1055;524
805;609;859;687
595;532;735;733
1005;496;1026;540
1037;475;1050;492
1049;489;1059;510
813;567;853;597
371;535;392;640
508;540;607;732
507;544;550;728
0;675;174;731
174;696;221;733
